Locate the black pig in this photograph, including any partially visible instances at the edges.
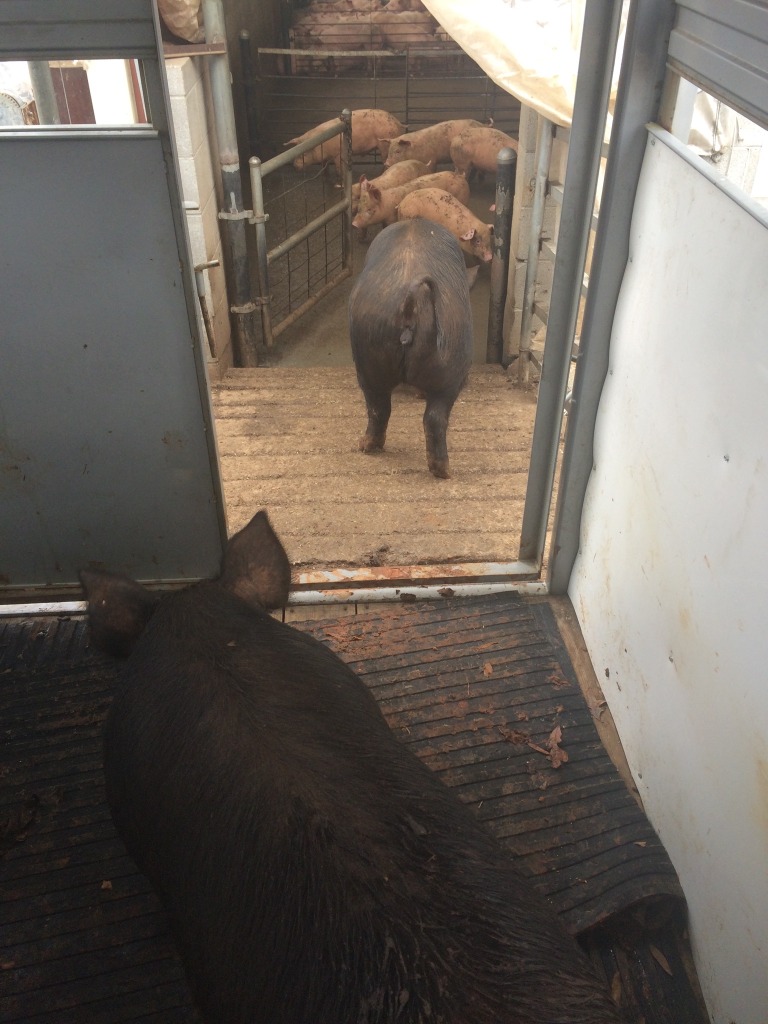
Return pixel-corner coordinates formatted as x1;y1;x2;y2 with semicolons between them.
81;510;624;1024
349;217;473;479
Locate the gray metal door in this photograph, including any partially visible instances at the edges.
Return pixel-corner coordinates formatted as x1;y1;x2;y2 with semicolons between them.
0;2;227;600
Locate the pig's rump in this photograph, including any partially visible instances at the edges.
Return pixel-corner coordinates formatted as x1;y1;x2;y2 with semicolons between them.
348;218;472;393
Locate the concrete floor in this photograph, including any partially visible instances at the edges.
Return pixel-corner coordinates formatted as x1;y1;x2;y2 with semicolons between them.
211;364;539;570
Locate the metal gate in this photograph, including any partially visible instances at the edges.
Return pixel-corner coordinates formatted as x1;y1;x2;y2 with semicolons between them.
0;1;227;602
248;112;354;350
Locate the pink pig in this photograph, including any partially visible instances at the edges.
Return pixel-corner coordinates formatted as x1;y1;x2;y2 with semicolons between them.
383;119;483;168
352;171;470;231
287;109;407;175
370;10;439;48
449;125;518;177
351;158;434;214
396;187;494;263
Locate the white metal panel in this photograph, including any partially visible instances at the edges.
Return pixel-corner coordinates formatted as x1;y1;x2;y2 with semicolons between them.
569;132;768;1023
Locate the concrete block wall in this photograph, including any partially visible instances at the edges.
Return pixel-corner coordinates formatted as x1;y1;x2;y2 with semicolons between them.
165;56;233;373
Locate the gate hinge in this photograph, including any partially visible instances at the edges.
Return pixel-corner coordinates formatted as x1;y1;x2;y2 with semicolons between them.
218;209;254;222
231;301;258;315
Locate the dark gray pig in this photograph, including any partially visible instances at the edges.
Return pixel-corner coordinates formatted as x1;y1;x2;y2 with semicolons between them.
349;217;473;478
81;510;625;1024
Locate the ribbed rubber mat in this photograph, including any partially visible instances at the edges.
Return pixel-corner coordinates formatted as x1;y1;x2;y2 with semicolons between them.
303;594;684;932
0;597;693;1022
0;616;197;1024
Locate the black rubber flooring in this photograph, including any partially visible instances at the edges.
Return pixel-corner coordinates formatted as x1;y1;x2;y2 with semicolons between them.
0;594;709;1023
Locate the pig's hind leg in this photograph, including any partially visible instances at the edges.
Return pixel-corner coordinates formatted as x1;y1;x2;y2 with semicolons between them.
359;387;392;453
423;391;458;478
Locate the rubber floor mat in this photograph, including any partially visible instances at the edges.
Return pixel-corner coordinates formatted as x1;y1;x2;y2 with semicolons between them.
0;596;706;1023
302;594;684;932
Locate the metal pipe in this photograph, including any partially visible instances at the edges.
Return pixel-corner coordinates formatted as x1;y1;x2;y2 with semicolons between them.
260;118;344;175
341;108;353;274
267;198;349;263
518;0;624;567
201;0;257;366
248;157;274;348
27;61;61;125
548;0;678;594
238;30;262;158
486;146;516;364
194;259;220;357
517;116;553;384
285;581;549;606
0;578;548;618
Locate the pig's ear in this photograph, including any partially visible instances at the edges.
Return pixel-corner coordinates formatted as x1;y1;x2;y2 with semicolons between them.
219;510;291;611
79;570;159;658
460;228;476;241
369;184;382;201
360;177;371;192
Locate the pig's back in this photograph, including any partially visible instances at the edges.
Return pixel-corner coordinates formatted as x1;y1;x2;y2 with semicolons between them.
360;217;469;299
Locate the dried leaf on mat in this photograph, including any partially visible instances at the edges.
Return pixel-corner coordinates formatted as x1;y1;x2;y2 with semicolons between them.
650;945;673;976
527;725;569;768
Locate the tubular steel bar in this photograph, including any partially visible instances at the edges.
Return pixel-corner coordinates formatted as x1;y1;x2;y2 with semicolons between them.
267;198;349;263
238;29;263;159
518;0;624;569
516;115;553;385
259;117;344;176
341;108;354;280
486;147;516;364
547;0;677;594
201;0;258;366
249;159;274;347
0;579;548;618
27;61;61;124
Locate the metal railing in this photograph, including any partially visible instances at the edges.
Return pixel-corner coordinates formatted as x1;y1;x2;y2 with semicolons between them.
248;109;353;351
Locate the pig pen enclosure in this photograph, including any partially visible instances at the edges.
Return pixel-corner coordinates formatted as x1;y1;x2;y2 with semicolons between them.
215;24;539;576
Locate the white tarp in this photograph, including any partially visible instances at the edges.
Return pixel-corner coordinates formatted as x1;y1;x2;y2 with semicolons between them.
419;0;628;128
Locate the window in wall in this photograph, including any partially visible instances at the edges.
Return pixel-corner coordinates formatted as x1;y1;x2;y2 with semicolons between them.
0;59;148;128
672;79;768;211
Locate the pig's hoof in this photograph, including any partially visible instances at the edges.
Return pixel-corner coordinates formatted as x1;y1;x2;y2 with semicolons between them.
360;435;384;453
430;460;451;479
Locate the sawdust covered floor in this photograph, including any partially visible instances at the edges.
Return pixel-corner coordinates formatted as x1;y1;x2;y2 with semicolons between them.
211;365;538;570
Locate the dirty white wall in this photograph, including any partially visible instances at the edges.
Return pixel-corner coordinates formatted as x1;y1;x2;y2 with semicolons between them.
166;56;232;372
85;59;137;123
568;131;768;1024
